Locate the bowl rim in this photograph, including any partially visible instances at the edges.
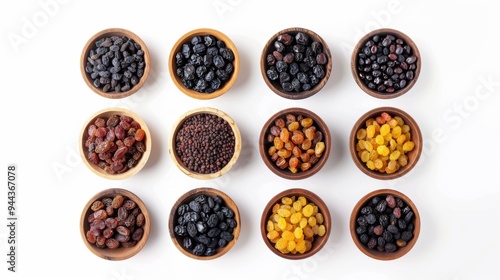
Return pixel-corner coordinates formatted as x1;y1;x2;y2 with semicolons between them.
350;28;421;99
80;27;151;99
79;107;152;180
168;28;240;100
168;187;241;260
260;27;333;100
168;107;241;179
80;188;151;261
260;188;331;260
349;106;422;180
259;107;331;180
349;188;421;260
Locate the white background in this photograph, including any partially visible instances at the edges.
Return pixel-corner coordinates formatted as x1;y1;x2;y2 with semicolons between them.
1;0;500;279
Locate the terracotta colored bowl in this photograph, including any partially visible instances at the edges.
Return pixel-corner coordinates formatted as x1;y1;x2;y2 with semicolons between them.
259;107;331;180
169;28;240;100
351;28;421;99
261;188;331;260
261;27;332;99
169;107;241;180
81;28;151;99
349;106;422;180
169;187;241;260
80;188;151;260
79;107;151;180
350;189;420;260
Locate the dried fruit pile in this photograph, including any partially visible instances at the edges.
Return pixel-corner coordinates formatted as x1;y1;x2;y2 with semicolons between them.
173;194;237;257
355;112;414;174
354;194;415;253
86;194;145;249
266;195;326;254
265;113;325;173
85;114;146;174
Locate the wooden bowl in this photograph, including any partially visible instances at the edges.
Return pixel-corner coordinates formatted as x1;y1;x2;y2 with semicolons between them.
350;189;420;260
80;188;151;260
260;27;332;100
351;28;421;99
81;28;151;99
260;188;331;260
169;107;241;180
79;107;152;180
168;187;241;260
169;28;240;100
259;107;331;180
349;107;422;180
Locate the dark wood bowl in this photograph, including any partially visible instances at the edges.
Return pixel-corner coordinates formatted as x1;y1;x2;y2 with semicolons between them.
350;189;420;260
80;188;151;260
168;187;241;260
261;27;332;100
260;188;331;260
349;106;422;180
169;28;240;100
351;28;421;99
80;28;151;99
259;107;331;180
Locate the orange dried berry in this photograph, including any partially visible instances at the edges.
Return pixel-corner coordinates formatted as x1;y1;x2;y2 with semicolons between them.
288;121;300;131
280;128;290;143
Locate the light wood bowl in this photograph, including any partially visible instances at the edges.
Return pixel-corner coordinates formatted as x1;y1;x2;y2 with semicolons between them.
260;188;331;260
350;189;420;260
168;107;241;180
261;27;332;100
351;28;421;99
79;107;152;180
259;107;331;180
80;188;151;260
81;28;151;99
349;107;422;180
169;28;240;100
168;187;241;260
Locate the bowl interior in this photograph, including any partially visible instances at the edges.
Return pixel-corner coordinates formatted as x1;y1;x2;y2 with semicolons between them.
350;189;420;260
349;106;422;180
260;188;331;260
169;107;241;179
80;28;151;99
169;28;240;100
80;188;151;261
168;187;241;260
261;27;332;100
259;107;331;180
351;28;421;99
79;107;152;180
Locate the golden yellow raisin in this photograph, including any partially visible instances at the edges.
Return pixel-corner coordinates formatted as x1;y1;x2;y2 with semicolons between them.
301;118;313;128
275;238;288;250
277;217;287;230
267;220;274;232
298;196;307;206
290;212;302;224
281;197;293;205
318;225;326;237
293;227;304;239
278;208;291;218
302;204;314;217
